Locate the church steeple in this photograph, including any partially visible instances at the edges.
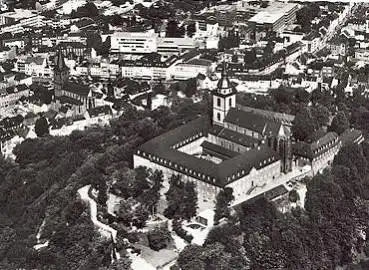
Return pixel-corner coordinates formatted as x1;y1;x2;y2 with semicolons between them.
54;50;69;97
212;62;237;126
55;49;68;72
216;62;237;96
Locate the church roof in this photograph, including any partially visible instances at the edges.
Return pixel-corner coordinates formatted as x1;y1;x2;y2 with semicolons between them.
224;108;282;137
209;124;261;148
215;64;237;96
57;95;83;106
63;82;91;97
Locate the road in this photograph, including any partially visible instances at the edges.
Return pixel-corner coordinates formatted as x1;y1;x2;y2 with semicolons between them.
314;3;361;55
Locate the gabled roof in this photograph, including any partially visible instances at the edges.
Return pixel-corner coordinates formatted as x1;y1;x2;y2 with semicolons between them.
57;95;83;106
224;108;282;137
25;56;45;65
209;124;261;148
0;114;24;129
63;82;90;97
88;105;112;117
340;128;363;145
293;132;339;159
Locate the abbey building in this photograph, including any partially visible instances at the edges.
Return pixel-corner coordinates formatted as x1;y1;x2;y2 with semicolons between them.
133;67;299;211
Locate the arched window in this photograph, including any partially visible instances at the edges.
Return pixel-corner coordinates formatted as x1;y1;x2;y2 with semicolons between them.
217;113;221;121
217;97;221;107
229;98;232;107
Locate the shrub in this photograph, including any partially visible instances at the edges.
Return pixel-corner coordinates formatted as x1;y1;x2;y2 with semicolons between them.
147;227;171;251
289;189;300;203
173;219;193;243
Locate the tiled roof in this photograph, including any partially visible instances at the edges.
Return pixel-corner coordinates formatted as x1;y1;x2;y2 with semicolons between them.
0;115;24;129
264;184;289;201
57;41;86;49
201;140;239;159
5;84;28;94
25;56;45;65
209;124;261;148
224;108;282;137
63;82;90;97
293;131;339;159
88;105;112;117
57;95;83;106
186;58;212;66
340;128;363;145
137;117;279;187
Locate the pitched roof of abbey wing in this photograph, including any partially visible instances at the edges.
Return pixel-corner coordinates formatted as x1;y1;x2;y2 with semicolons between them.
137;117;278;187
224;107;282;137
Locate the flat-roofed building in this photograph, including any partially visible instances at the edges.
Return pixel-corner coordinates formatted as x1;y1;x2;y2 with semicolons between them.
248;2;299;34
110;31;157;54
157;37;198;58
0;8;38;25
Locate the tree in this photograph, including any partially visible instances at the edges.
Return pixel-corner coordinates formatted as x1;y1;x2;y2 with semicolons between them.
35;116;49;137
334;142;368;176
182;182;198;220
329;111;349;135
86;33;102;50
288;189;299;203
177;245;205;270
147;227;171;251
183;78;197;98
186;23;196;37
292;106;317;141
312;104;330;127
244;49;256;65
214;187;234;225
71;2;99;18
166;20;184;38
164;175;198;220
132;166;150;197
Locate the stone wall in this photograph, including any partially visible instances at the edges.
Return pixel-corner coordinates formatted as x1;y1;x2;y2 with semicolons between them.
226;160;281;205
133;155;220;212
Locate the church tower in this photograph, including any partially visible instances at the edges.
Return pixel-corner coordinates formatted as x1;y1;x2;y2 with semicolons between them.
212;64;237;125
54;50;69;98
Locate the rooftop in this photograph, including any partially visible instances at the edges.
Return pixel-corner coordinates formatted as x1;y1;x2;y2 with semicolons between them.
293;132;340;159
137;117;279;187
63;82;90;97
224;108;282;137
248;2;298;24
209;124;261;148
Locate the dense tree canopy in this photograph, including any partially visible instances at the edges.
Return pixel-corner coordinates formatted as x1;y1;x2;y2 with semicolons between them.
0;94;209;268
35;116;49;137
174;135;369;269
164;175;198;220
330;111;350;135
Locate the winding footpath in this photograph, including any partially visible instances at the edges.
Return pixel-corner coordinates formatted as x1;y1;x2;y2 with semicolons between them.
77;185;117;241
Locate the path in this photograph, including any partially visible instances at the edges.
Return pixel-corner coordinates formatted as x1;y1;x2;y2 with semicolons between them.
78;185;117;241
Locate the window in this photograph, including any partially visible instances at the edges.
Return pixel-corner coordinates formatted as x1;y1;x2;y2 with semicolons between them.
217;113;221;121
217;97;221;107
229;98;232;107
